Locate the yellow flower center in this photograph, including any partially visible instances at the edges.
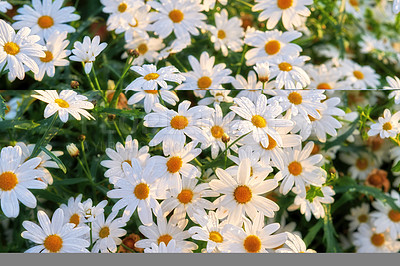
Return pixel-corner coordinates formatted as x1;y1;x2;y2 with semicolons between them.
370;233;385;247
40;51;54;63
197;76;212;89
353;70;364;80
170;115;189;130
234;185;252;204
134;183;150;200
349;0;359;7
264;40;281;55
356;158;368;170
0;171;18;191
99;226;110;238
278;62;292;72
317;83;332;90
211;125;224;139
118;2;128;13
69;213;80;227
288;91;303;105
217;30;226;39
169;9;184;23
44;234;63;253
243;235;262;253
166;156;183;173
209;231;223;243
382;122;392;131
260;135;277;150
288;161;303;176
277;0;293;9
158;234;173;245
3;42;20;56
388;210;400;222
144;90;158;94
137;43;148;55
37;15;54;29
251;115;267;128
143;73;160;81
177;189;193;204
54;99;70;108
358;214;368;223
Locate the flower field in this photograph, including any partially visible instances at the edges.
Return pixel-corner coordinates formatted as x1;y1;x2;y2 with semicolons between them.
1;0;400;254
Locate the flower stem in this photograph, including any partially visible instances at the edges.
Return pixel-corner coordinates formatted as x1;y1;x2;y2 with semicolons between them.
110;56;134;108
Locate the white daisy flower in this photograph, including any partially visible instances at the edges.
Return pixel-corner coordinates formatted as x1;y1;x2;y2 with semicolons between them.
144;239;184;253
370;190;400;240
232;71;263;103
219;213;287;253
197;89;233;107
82;198;108;223
60;194;85;228
125;86;179;113
394;0;400;14
385;76;400;104
147;0;206;44
34;31;70;81
244;30;302;66
368;109;400;139
341;60;380;89
135;215;198;252
21;208;90;253
0;20;45;82
123;37;165;66
269;55;311;89
202;0;227;11
13;0;80;42
230;94;294;148
106;158;162;225
276;232;316;253
100;135;150;184
31;90;95;123
207;9;244;57
100;0;142;32
127;64;185;92
344;0;371;19
254;62;271;83
339;152;375;180
274;142;326;197
345;203;371;232
353;223;400;253
307;64;347;91
0;0;11;13
69;36;108;74
116;4;152;41
210;158;280;226
92;211;127;253
1;97;22;121
0;146;47;218
176;52;233;98
143;100;213;152
252;0;313;30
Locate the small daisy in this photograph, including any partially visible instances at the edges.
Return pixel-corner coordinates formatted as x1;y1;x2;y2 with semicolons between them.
202;0;228;11
353;223;400;253
210;158;280;226
123;37;165;66
385;76;400;104
144;239;183;253
60;195;85;228
0;146;47;218
69;36;107;74
252;0;313;30
21;208;90;253
100;0;141;32
81;198;108;223
143;100;213;152
116;4;152;41
276;232;316;253
198;89;234;107
244;30;302;66
368;109;400;139
274;142;326;197
34;31;70;81
1;97;22;120
0;0;11;13
269;55;311;89
125;86;179;113
92;211;127;253
207;9;244;57
339;152;375;180
107;158;162;225
147;0;206;44
100;135;150;184
0;20;45;82
176;52;233;98
230;94;294;148
345;203;371;232
135;215;198;252
232;71;263;103
341;60;380;89
127;64;185;92
307;64;347;91
32;90;95;123
219;213;287;253
13;0;80;42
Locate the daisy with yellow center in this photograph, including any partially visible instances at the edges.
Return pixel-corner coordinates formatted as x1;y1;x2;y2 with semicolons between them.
269;55;311;89
21;209;90;253
123;37;165;66
107;158;162;225
340;152;375;180
276;233;316;253
32;90;95;123
342;60;380;89
60;194;86;228
210;159;279;226
353;223;400;252
368;109;400;139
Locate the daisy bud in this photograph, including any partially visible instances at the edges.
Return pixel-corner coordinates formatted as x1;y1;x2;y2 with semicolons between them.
70;80;80;89
365;169;390;192
127;49;139;58
240;13;254;29
67;143;80;158
108;114;116;121
254;62;270;83
221;133;230;143
78;135;86;141
118;233;144;253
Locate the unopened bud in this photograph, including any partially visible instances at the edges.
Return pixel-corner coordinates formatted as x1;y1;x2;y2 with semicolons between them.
127;49;139;58
108;114;116;121
78;135;86;141
67;143;80;158
221;133;230;143
70;80;80;89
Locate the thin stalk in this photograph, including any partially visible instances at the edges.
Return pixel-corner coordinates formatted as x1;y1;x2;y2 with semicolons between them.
113;120;125;144
110;56;134;107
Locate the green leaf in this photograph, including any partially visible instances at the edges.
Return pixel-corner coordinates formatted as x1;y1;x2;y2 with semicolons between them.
53;178;88;186
30;114;60;158
303;220;323;246
34;190;66;204
306;186;325;202
392;160;400;172
331;192;354;213
324;117;359;150
0;120;40;131
0;94;6;119
96;107;145;118
39;146;67;174
323;204;342;253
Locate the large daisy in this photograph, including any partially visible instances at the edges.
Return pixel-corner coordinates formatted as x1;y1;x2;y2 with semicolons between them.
269;55;311;89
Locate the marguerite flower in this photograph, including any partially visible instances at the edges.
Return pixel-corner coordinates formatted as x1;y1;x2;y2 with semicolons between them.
353;223;400;253
339;152;375;180
123;37;165;66
81;198;108;223
341;60;380;89
0;145;47;218
21;208;90;253
269;55;311;89
368;109;400;139
69;36;107;74
386;76;400;104
232;71;263;103
0;0;11;13
31;90;95;123
60;195;85;228
100;0;142;32
144;239;183;253
276;232;316;253
116;4;152;41
345;203;371;232
92;211;127;253
13;0;80;42
125;86;179;113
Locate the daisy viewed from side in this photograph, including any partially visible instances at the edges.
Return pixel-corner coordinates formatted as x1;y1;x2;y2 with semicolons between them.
31;90;95;123
21;208;90;253
60;195;85;228
367;109;400;139
276;232;316;253
69;36;107;74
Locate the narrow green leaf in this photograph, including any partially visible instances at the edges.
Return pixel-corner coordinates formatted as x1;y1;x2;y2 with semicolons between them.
392;160;400;172
0;120;40;131
323;205;342;253
0;94;6;119
304;220;323;246
324;117;359;150
53;178;88;186
34;190;66;204
39;146;67;174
